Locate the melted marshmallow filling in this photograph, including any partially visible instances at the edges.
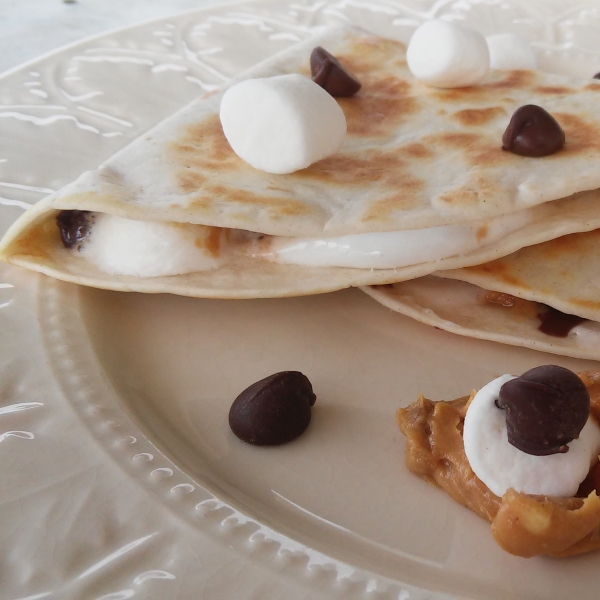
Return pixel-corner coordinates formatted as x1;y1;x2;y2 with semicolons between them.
463;375;600;497
254;209;534;269
75;207;533;277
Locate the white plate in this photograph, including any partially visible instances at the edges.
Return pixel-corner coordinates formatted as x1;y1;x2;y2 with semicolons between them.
4;1;600;598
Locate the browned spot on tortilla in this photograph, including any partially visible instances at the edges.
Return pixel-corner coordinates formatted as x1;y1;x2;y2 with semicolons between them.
452;107;506;127
527;232;584;260
435;132;481;148
584;83;600;92
300;150;423;197
360;188;424;222
176;169;206;194
436;188;481;210
189;189;310;219
489;70;537;90
534;86;575;95
476;225;488;242
400;143;433;159
432;71;537;103
338;75;419;137
568;297;600;312
467;260;529;288
203;227;222;257
168;115;238;178
553;112;600;155
468;145;506;168
435;169;503;210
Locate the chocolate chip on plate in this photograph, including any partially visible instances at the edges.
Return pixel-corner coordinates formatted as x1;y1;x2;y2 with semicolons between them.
497;365;590;456
502;104;565;157
310;47;362;97
56;210;92;249
229;371;316;445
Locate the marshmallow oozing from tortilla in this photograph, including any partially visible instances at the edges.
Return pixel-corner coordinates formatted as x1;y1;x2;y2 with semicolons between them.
256;208;533;269
219;74;347;174
80;213;224;277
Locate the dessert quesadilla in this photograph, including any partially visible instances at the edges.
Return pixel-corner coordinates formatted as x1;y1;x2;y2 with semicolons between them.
363;228;600;360
5;26;600;298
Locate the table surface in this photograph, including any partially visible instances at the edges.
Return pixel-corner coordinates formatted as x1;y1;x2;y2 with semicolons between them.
0;0;228;75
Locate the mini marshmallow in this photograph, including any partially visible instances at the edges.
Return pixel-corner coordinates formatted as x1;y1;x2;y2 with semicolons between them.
220;74;346;174
486;33;537;71
407;20;490;88
464;375;600;498
80;214;223;277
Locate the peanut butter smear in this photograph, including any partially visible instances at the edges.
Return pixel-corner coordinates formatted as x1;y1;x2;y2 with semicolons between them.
397;371;600;557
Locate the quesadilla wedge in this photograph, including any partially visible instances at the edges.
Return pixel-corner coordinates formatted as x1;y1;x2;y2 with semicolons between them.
6;26;600;297
362;228;600;360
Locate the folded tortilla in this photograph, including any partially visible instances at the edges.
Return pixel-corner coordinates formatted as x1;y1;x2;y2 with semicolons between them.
362;229;600;360
5;26;600;298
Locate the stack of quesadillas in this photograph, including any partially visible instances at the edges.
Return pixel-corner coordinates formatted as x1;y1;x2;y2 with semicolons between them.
363;228;600;360
2;27;600;357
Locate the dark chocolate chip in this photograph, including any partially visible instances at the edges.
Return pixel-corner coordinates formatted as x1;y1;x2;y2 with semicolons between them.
502;104;565;157
497;365;590;456
56;210;92;249
537;305;587;338
310;47;361;97
229;371;316;445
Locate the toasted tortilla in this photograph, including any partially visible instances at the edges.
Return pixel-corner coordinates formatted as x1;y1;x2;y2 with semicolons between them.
6;26;600;297
28;27;600;235
362;227;600;360
439;229;600;321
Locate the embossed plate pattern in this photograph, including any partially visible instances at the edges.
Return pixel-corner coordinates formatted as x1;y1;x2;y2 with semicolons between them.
3;1;600;598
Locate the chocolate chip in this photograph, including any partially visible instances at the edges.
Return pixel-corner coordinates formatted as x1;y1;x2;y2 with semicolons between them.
502;105;565;157
497;365;590;456
593;72;600;80
229;371;316;445
310;47;361;97
56;210;92;249
537;305;587;338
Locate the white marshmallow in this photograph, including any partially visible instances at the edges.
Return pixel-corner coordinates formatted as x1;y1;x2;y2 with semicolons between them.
486;34;537;71
407;20;490;88
219;74;346;174
80;214;223;277
255;209;533;269
463;375;600;498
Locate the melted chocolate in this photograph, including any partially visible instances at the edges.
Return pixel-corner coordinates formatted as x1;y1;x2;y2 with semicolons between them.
56;210;92;249
537;306;586;337
502;104;565;157
310;47;361;97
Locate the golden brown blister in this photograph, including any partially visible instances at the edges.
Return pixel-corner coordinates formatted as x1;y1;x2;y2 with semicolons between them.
397;370;600;557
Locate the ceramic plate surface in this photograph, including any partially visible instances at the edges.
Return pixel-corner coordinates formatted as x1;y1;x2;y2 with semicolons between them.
4;1;600;598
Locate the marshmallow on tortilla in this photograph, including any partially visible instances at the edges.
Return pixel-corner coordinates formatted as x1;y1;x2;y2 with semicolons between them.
486;33;537;71
406;20;490;88
220;74;347;174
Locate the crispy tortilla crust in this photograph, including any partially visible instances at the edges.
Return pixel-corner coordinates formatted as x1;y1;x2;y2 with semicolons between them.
397;371;600;557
